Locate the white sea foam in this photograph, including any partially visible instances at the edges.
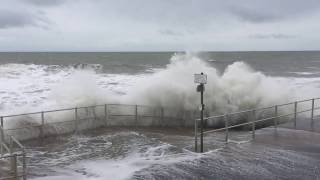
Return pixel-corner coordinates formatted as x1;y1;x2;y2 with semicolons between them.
0;64;139;114
124;53;308;115
30;143;200;180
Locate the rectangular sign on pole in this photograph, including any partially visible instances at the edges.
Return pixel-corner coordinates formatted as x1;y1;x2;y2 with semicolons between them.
194;74;207;84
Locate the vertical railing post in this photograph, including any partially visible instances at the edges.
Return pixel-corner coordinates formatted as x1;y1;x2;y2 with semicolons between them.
22;150;27;180
194;120;198;152
0;141;2;157
311;99;315;131
0;116;3;138
92;106;96;122
180;110;185;127
40;112;44;140
0;116;4;156
274;105;278;129
0;136;2;157
9;137;18;179
160;107;164;127
135;105;138;127
75;107;78;133
251;110;256;139
294;101;297;129
151;107;156;126
9;136;13;155
11;154;17;179
225;114;229;143
0;116;3;128
104;104;108;127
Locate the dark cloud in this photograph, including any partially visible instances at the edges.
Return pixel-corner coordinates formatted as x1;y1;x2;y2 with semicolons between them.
249;33;297;39
228;0;320;23
93;0;320;26
0;9;48;29
23;0;66;7
230;7;277;23
159;29;184;37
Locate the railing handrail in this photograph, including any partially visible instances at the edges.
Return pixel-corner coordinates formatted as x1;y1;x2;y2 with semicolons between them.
0;102;193;179
196;97;320;121
1;124;26;180
0;103;164;119
195;97;320;153
0;152;26;180
201;107;320;135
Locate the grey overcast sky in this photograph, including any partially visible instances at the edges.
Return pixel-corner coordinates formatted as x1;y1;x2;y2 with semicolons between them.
1;0;320;51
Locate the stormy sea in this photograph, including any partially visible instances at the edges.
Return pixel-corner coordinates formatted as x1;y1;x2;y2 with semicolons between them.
1;51;320;179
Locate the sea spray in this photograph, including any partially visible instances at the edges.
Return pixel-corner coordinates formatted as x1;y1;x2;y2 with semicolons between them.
125;53;292;115
0;52;315;132
48;70;112;108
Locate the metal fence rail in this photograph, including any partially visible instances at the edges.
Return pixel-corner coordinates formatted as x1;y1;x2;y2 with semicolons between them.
0;103;198;180
1;103;197;141
194;98;320;152
0;124;26;180
0;154;26;180
4;98;318;177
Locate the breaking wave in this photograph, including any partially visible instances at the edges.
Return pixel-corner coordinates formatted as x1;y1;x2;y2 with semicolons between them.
125;53;294;115
1;52;319;130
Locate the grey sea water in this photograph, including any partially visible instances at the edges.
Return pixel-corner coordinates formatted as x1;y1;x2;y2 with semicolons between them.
1;51;320;76
1;51;320;179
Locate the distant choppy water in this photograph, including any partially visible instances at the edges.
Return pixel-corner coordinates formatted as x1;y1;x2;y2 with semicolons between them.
1;51;320;76
1;51;320;179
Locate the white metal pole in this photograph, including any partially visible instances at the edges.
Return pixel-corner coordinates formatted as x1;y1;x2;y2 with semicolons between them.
294;102;297;129
311;99;314;131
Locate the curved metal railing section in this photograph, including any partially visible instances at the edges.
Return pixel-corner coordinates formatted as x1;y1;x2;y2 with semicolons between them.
0;103;198;142
0;103;198;180
194;98;320;152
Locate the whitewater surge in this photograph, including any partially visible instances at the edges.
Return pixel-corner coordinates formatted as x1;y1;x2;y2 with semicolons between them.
125;53;293;115
2;52;320;180
25;127;320;180
0;52;318;129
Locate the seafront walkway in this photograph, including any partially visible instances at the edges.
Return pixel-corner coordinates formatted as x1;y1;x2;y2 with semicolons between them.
194;98;320;152
1;98;320;179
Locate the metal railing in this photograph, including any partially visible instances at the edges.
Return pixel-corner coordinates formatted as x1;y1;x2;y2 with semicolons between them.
0;103;199;142
0;154;26;180
1;98;319;177
0;124;26;180
194;98;320;152
0;103;197;179
1;103;195;141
